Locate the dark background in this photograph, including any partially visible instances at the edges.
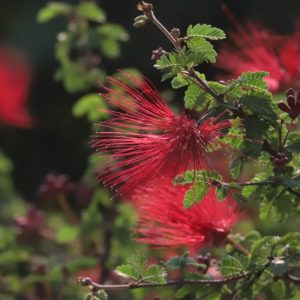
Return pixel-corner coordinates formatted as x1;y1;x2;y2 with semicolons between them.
1;0;300;199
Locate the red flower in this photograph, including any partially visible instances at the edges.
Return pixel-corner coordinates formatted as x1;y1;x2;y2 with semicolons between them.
216;8;300;93
91;74;231;195
0;47;33;127
132;175;240;250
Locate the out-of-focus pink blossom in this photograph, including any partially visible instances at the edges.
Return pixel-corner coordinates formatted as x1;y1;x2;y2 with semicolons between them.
0;47;33;127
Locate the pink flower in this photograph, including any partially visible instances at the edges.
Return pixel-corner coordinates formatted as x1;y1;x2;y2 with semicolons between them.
0;47;33;127
132;175;240;250
216;8;300;93
91;74;231;195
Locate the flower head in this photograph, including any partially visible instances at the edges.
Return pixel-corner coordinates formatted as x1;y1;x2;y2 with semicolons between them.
216;8;300;93
132;175;240;250
14;205;44;244
0;47;33;127
91;73;231;195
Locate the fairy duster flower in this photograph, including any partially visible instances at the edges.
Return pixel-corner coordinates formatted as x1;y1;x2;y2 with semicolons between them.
132;175;240;250
0;47;33;127
216;8;300;93
91;73;231;195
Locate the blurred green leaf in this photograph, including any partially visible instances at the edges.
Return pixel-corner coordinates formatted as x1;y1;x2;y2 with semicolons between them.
55;226;79;244
76;1;106;23
100;38;121;59
73;94;107;122
37;2;71;23
96;24;129;41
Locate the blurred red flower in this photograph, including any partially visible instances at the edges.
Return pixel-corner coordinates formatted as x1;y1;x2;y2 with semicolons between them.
91;74;231;195
132;175;240;251
216;9;300;93
0;47;33;127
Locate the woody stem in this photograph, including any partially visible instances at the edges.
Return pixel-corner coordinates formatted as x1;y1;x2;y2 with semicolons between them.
139;1;221;102
226;236;249;256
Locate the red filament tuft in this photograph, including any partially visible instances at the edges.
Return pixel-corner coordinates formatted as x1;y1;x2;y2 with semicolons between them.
132;174;240;250
91;73;231;195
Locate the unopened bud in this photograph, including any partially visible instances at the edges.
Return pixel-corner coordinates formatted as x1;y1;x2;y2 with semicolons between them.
170;28;181;39
151;47;167;61
133;20;147;28
137;1;153;13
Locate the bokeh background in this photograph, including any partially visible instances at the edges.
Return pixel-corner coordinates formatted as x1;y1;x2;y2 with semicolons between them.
1;0;300;200
1;1;300;299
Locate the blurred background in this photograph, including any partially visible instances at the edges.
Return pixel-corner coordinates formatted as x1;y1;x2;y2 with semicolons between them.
1;1;300;299
1;0;300;199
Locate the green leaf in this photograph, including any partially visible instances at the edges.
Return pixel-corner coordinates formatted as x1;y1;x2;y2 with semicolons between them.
115;264;140;281
96;24;129;41
183;183;210;208
287;133;300;153
73;94;107;122
174;169;222;185
171;74;189;89
220;255;248;276
116;254;166;284
154;52;184;80
241;95;276;119
99;38;121;59
176;285;200;299
184;83;213;111
270;280;286;300
76;1;106;23
238;72;269;90
96;290;108;300
164;252;202;270
37;2;71;23
55;226;79;244
142;265;167;284
216;185;228;201
186;38;217;64
187;24;226;40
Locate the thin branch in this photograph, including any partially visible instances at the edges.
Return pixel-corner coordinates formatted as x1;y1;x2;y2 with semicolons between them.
286;274;300;283
282;119;294;150
287;188;300;198
138;1;222;102
226;236;249;256
137;2;178;49
79;274;245;292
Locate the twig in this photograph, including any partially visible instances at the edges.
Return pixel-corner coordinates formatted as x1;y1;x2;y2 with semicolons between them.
226;236;249;256
57;195;79;224
79;274;245;292
138;1;222;102
282;119;294;150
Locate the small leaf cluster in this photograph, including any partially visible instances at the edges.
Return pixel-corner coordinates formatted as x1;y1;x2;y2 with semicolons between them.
116;254;167;284
37;1;129;94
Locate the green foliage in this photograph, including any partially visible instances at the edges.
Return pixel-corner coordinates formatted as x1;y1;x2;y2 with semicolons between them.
154;52;185;81
220;254;249;276
38;1;128;93
73;94;107;122
37;2;71;23
164;252;204;270
116;254;167;284
183;183;210;208
174;169;222;185
186;24;226;40
184;82;213;111
76;1;106;23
